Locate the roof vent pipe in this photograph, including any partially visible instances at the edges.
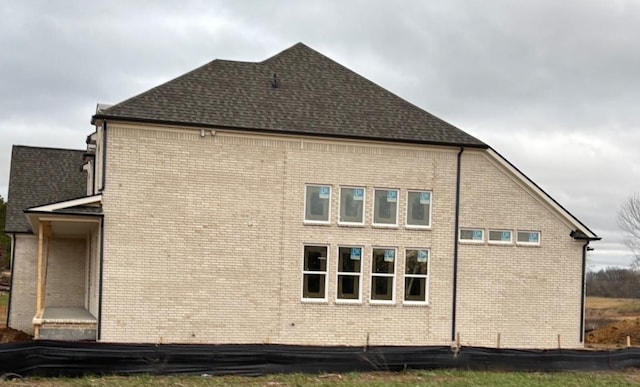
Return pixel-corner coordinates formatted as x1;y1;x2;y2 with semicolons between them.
271;73;279;89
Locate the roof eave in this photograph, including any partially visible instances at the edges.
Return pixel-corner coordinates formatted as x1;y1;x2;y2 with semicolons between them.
91;114;489;149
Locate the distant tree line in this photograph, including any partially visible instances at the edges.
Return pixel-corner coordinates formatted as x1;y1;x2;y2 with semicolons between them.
0;195;9;270
587;267;640;298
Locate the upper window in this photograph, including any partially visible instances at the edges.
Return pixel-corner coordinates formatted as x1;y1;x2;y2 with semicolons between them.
302;245;328;300
337;246;363;302
404;249;429;304
459;228;484;243
305;185;331;223
373;189;399;226
488;230;512;244
339;187;365;225
517;231;541;245
371;248;396;302
406;190;432;228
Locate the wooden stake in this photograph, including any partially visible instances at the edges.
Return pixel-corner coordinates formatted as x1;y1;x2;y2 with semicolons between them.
497;333;501;349
627;336;631;348
557;334;561;349
456;333;461;349
36;222;44;315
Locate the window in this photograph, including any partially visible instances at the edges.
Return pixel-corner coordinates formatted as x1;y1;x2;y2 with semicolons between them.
305;185;331;223
337;246;363;302
405;249;429;303
339;187;365;224
407;190;432;228
459;228;484;243
371;248;396;302
302;245;328;300
517;231;541;245
373;189;399;226
488;230;512;244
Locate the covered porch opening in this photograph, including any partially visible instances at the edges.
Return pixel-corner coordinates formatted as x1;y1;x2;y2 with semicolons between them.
28;214;101;341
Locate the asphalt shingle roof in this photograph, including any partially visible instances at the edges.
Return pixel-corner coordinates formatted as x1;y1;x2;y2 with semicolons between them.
5;146;87;233
95;43;486;147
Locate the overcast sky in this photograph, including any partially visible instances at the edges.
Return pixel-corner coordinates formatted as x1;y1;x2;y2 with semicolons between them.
1;1;638;269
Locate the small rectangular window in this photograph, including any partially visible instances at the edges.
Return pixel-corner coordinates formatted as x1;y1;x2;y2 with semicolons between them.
302;245;328;300
459;228;484;243
339;187;365;224
373;189;399;226
404;249;429;304
488;230;512;244
337;246;363;302
407;190;432;228
305;185;331;223
517;231;541;245
371;248;396;302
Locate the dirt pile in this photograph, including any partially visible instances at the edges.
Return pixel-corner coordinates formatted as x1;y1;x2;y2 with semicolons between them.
0;327;32;344
586;317;640;345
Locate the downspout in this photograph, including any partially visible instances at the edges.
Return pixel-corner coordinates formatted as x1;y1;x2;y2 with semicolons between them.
6;233;16;327
97;216;105;341
100;122;108;192
580;240;589;343
452;147;464;342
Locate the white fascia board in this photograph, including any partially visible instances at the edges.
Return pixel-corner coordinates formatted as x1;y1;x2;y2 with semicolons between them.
486;148;598;240
26;194;102;213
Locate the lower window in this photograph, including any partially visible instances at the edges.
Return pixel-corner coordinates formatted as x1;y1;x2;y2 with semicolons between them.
371;248;396;302
404;249;429;303
337;246;362;301
302;245;328;300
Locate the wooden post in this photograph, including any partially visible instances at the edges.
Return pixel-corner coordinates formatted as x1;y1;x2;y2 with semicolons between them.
456;333;461;349
42;222;51;310
627;336;631;348
497;333;501;349
36;222;44;315
557;334;561;349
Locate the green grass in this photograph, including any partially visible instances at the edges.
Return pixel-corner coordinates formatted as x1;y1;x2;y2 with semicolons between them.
0;292;7;308
2;370;640;386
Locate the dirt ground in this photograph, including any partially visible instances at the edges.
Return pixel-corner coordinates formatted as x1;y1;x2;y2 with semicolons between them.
0;327;31;343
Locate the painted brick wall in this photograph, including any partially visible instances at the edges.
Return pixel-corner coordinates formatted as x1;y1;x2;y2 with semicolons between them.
99;123;584;348
8;234;38;334
457;150;584;348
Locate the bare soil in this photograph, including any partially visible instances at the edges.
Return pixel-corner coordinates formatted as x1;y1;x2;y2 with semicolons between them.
0;327;32;343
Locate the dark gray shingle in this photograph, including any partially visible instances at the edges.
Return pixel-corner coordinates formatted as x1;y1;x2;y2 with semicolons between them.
95;43;486;147
5;146;87;233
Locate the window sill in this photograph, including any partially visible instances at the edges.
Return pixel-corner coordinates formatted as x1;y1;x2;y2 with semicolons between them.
301;298;329;304
515;243;541;247
303;221;332;226
458;240;485;245
369;300;395;305
338;222;366;228
488;242;513;246
372;224;399;229
335;299;362;305
403;301;430;306
405;225;432;230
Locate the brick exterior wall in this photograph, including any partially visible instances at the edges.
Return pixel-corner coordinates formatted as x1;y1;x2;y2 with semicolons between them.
9;234;38;334
98;122;585;348
9;235;91;334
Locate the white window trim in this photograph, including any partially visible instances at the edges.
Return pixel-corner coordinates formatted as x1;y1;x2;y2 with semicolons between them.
403;248;430;305
488;229;513;245
303;184;332;225
459;228;485;244
516;230;542;246
405;189;433;229
336;245;364;304
370;247;396;304
301;244;329;303
372;188;399;227
338;186;366;226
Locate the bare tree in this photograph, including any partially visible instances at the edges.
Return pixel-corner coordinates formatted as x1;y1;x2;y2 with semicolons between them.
618;194;640;270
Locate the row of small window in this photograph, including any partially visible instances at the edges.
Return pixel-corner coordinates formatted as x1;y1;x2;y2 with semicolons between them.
459;228;541;245
302;245;430;304
305;185;432;228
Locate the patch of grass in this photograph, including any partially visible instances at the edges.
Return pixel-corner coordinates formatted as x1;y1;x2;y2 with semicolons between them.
3;370;640;386
0;292;8;308
0;292;7;327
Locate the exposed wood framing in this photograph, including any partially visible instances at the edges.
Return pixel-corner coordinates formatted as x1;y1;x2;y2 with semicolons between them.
35;221;52;339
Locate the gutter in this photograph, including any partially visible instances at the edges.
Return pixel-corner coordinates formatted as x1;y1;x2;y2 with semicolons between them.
101;122;107;192
451;147;464;342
